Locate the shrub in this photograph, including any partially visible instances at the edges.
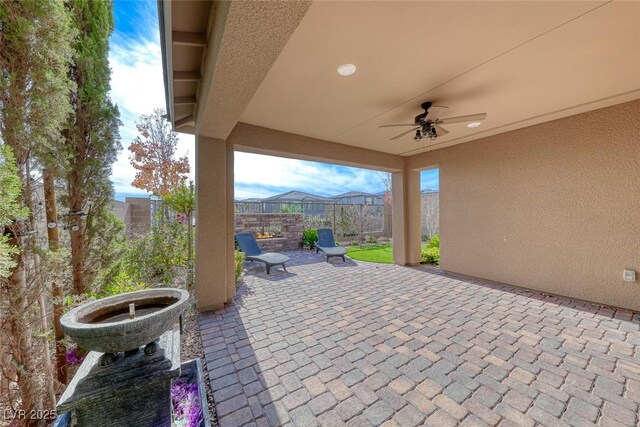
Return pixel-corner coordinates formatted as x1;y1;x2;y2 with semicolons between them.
302;217;331;230
421;246;440;265
302;229;318;249
87;267;148;300
99;269;148;297
334;205;374;236
163;183;196;285
350;240;360;246
280;203;302;213
235;250;245;284
421;234;440;265
364;235;377;244
119;213;188;286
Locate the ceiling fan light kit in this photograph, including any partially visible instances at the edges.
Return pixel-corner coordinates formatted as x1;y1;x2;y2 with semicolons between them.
381;101;487;142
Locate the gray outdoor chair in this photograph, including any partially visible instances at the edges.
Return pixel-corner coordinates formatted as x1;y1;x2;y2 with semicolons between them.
235;232;289;274
315;228;347;262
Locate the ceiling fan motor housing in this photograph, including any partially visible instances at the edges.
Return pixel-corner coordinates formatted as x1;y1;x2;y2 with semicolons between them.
381;100;486;141
414;102;433;124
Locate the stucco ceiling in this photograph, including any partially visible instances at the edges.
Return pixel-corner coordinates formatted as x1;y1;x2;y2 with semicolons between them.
240;1;640;156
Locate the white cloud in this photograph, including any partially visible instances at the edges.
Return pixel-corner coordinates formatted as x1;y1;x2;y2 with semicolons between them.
108;31;195;198
109;40;164;121
107;30;385;201
233;152;386;200
106;5;389;201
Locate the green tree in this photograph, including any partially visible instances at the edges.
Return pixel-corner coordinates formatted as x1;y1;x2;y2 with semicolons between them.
0;0;74;412
129;108;190;197
163;181;196;220
0;145;28;277
163;182;195;285
64;0;122;295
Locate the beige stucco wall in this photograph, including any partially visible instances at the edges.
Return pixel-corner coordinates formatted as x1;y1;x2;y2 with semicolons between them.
195;136;235;311
230;123;403;172
409;99;640;311
391;168;422;266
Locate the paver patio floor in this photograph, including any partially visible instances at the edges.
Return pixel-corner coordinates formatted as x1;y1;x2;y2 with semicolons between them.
199;251;640;427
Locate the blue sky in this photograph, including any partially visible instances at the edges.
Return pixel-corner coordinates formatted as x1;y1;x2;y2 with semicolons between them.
108;1;439;201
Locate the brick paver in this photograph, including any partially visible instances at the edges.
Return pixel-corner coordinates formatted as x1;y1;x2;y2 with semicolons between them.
199;251;640;427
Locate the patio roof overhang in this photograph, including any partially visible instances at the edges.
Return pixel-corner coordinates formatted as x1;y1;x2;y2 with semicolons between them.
158;1;640;313
158;0;211;134
160;1;640;156
229;123;403;173
158;0;312;138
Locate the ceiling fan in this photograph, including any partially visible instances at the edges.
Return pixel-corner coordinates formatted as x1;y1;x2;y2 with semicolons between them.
380;102;487;141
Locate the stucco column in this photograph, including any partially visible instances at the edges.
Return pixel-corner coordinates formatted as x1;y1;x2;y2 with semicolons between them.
195;135;235;311
391;168;422;265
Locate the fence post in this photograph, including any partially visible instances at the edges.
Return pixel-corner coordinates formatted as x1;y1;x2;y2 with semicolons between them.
333;203;336;233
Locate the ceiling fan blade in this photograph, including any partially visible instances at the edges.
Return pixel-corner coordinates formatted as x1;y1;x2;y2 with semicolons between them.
425;106;449;122
379;124;417;128
436;113;487;125
390;127;419;141
434;125;449;136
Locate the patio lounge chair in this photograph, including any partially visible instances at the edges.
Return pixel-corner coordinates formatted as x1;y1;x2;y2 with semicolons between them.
235;232;289;274
315;228;347;262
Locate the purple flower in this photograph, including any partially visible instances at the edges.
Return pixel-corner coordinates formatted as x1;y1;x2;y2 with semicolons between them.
171;380;203;427
66;346;85;365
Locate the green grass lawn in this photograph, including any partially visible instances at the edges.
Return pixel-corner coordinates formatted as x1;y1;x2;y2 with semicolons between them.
346;242;429;264
346;243;395;263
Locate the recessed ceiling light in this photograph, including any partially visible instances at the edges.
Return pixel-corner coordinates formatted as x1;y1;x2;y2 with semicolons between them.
337;64;356;76
467;121;482;128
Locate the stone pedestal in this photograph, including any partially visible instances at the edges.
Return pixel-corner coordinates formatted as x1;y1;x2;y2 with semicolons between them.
56;330;180;427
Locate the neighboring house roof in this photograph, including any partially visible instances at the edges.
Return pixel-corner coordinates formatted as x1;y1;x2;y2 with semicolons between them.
262;190;332;202
240;190;394;202
239;189;436;202
331;191;381;199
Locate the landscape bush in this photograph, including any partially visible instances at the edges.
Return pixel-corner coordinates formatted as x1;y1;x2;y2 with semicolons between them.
95;269;148;299
235;250;245;284
302;228;318;249
280;203;303;213
334;205;374;236
120;213;188;286
421;234;440;265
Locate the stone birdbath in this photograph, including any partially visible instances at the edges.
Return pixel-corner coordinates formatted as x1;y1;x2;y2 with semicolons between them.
55;288;197;427
61;288;189;365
